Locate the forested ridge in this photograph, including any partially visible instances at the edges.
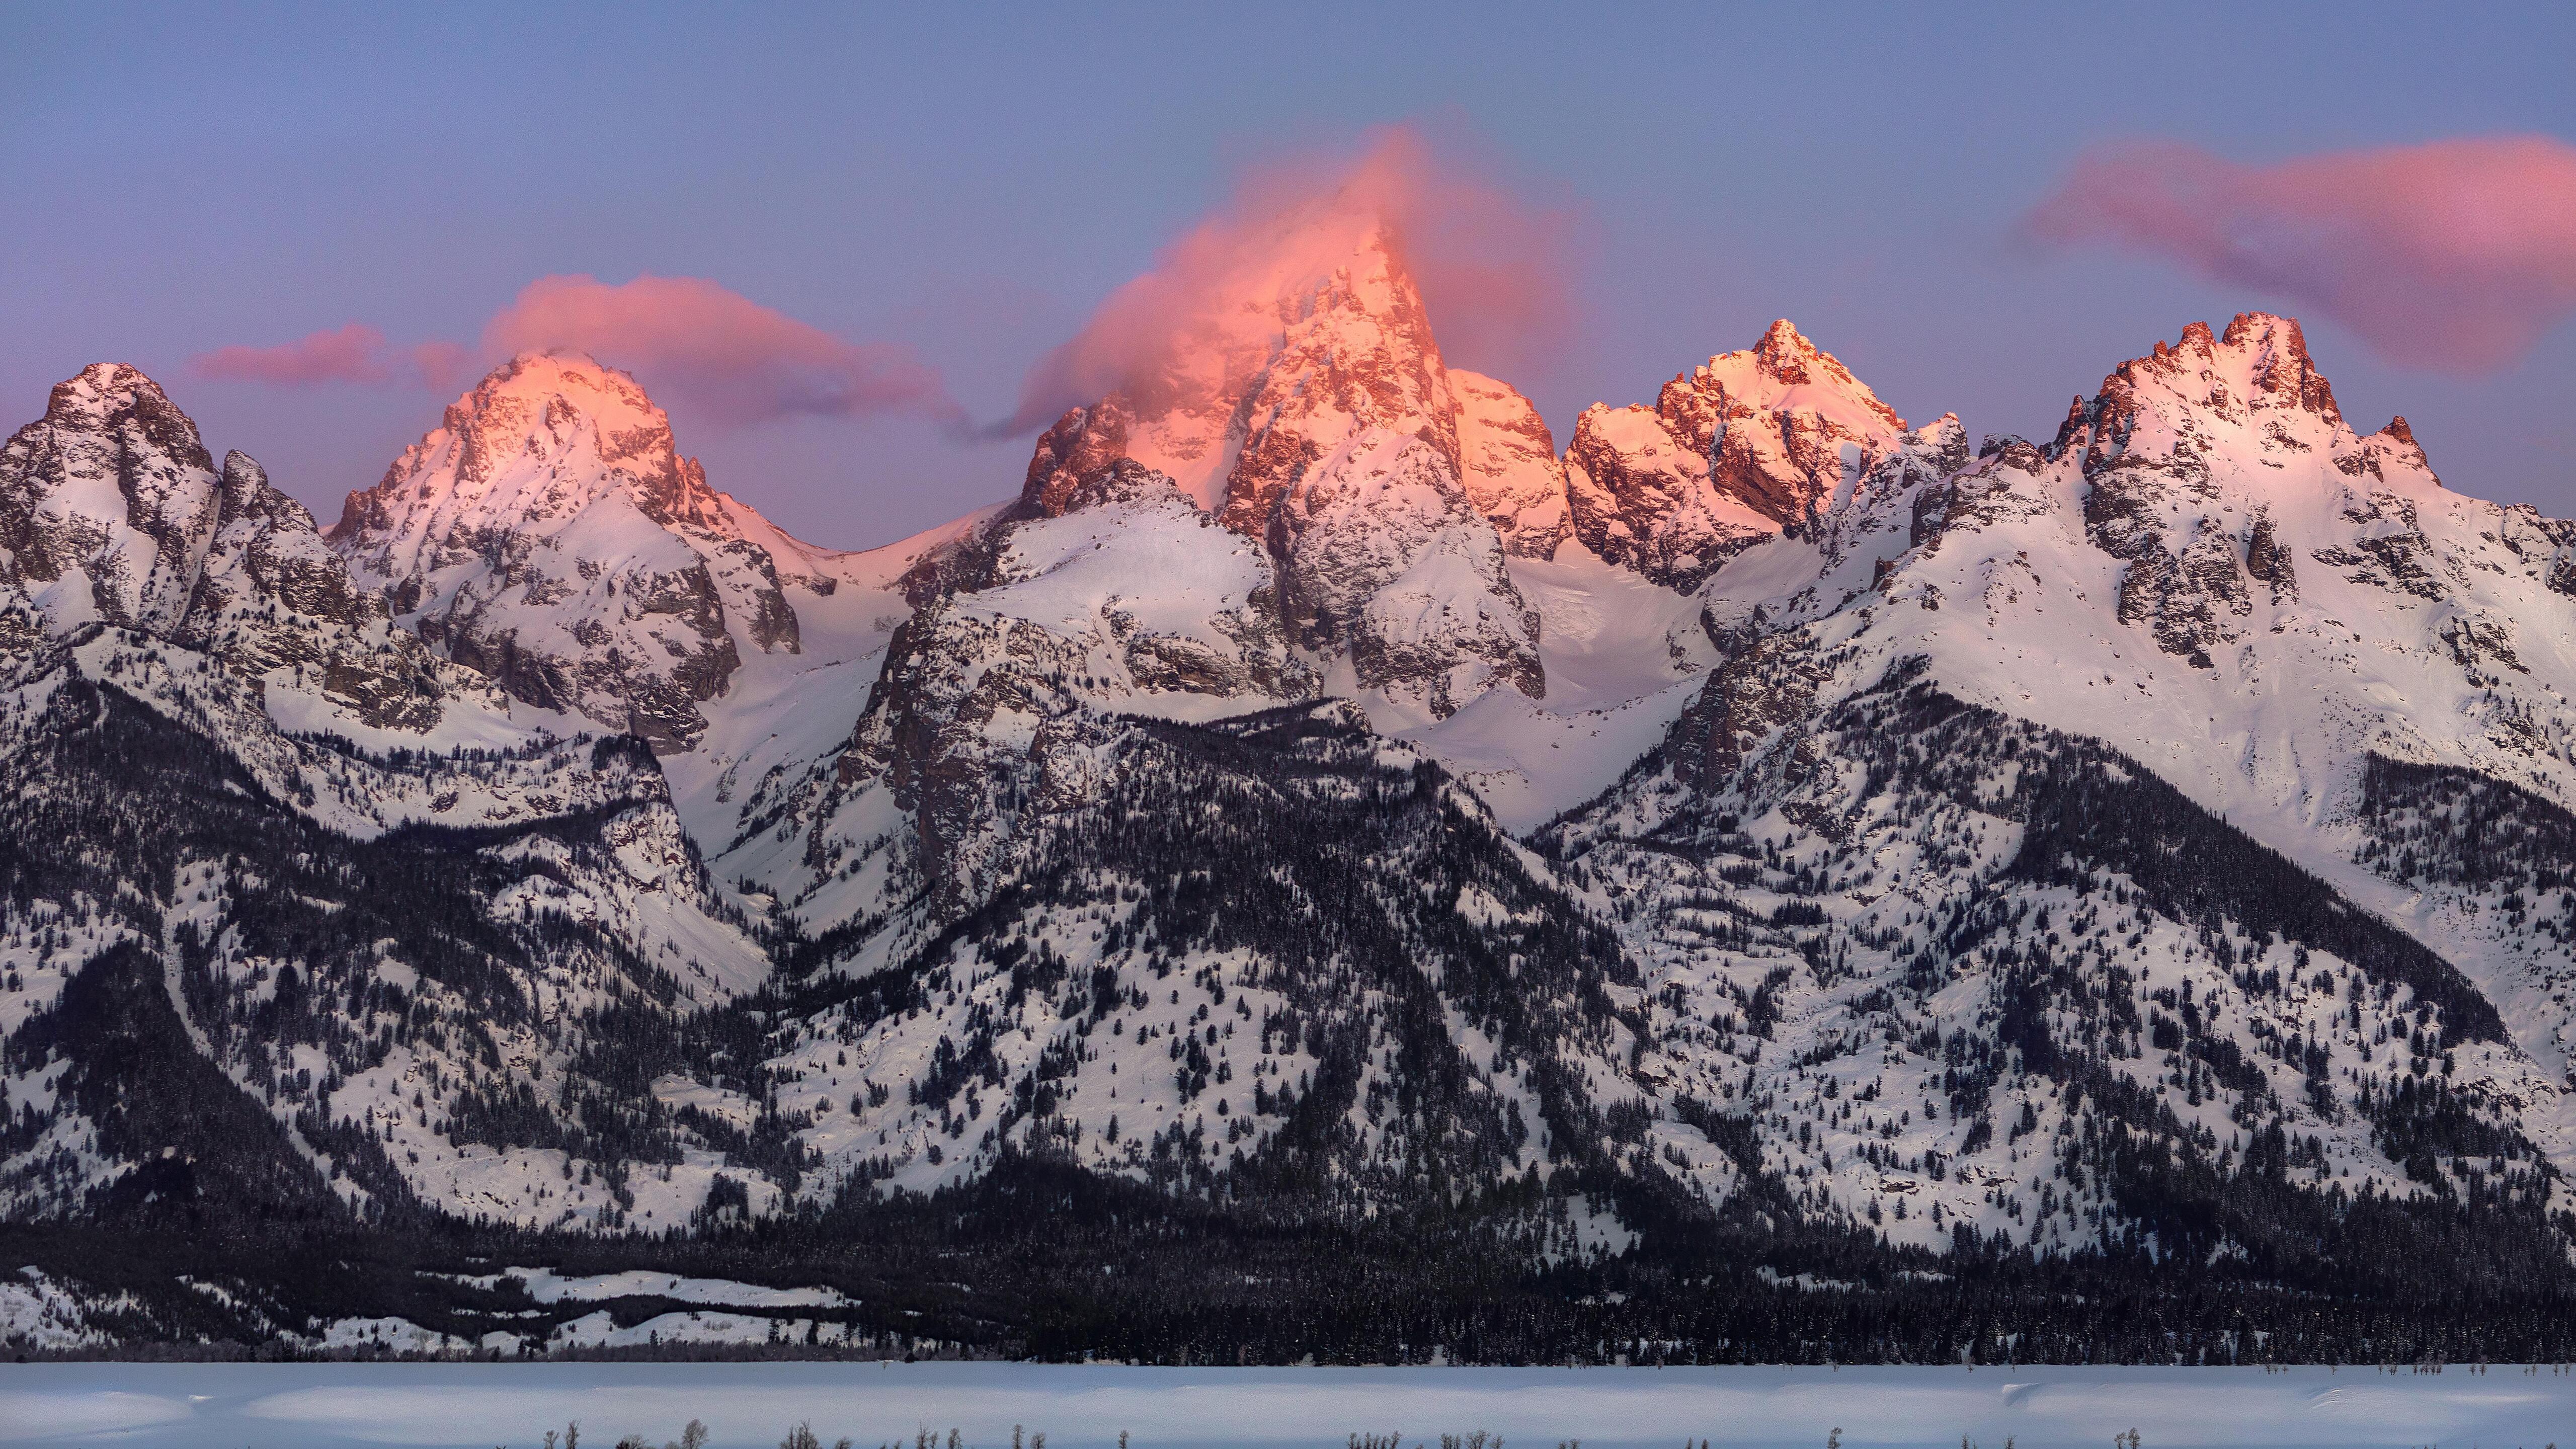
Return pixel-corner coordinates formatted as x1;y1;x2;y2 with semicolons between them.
9;687;2576;1362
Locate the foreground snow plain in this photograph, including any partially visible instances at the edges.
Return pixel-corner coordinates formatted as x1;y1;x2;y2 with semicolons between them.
8;1361;2576;1448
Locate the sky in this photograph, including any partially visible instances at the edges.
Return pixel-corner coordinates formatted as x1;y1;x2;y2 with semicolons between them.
6;3;2572;550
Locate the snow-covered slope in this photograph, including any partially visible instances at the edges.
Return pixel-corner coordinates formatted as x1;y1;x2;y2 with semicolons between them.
1533;311;2576;1257
17;278;2576;1353
746;702;1648;1224
778;481;1313;939
653;502;990;918
1401;543;1716;832
1691;313;2576;1075
0;367;772;1235
0;635;771;1232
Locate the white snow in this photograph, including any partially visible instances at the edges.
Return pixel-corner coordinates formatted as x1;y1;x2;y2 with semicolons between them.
442;1267;850;1310
23;1362;2576;1447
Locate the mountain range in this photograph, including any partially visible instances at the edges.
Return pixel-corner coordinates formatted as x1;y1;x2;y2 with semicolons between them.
6;220;2575;1363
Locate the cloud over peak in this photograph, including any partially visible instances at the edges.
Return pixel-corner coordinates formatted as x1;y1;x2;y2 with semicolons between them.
190;324;459;389
2022;134;2576;374
479;275;958;427
188;278;961;431
992;125;1582;436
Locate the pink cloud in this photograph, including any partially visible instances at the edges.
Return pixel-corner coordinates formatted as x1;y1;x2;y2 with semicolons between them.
191;324;466;389
191;323;396;386
992;125;1582;435
410;340;468;393
480;274;958;426
2021;135;2576;373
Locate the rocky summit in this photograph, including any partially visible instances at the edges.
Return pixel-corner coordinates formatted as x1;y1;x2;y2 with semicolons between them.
7;239;2576;1364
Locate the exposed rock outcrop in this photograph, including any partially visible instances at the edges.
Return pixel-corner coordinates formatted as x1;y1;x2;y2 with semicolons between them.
1565;320;1907;590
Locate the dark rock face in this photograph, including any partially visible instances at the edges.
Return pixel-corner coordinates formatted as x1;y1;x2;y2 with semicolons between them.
2084;469;2251;671
1018;401;1144;519
1016;432;1180;522
0;364;222;647
1666;634;1835;795
2245;511;2299;602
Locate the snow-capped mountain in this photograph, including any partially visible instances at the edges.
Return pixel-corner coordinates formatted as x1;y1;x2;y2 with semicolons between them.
1564;319;1910;591
1009;222;1547;725
0;364;518;738
0;366;771;1245
0;363;226;662
655;296;2576;1285
1542;310;2576;1262
10;272;2576;1360
329;352;886;753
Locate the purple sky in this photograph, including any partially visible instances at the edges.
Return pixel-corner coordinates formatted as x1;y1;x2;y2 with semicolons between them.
7;5;2571;550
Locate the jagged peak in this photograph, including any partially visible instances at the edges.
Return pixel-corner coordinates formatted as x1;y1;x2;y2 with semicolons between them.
445;349;665;433
1296;215;1419;313
2220;310;2312;363
2365;413;2436;477
2048;393;2092;456
47;358;174;407
1249;215;1444;395
2126;313;2341;424
212;449;326;534
334;348;726;543
1909;411;1970;455
216;449;271;511
1030;204;1460;527
1752;317;1822;377
2221;311;2339;419
2047;313;2434;508
23;362;214;473
1019;400;1148;518
1680;320;1904;433
52;360;173;407
1052;456;1182;517
1118;203;1430;382
1218;190;1414;312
